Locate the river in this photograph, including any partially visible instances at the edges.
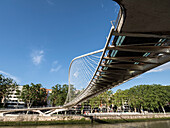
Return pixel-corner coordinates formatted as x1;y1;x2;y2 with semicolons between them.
0;120;170;128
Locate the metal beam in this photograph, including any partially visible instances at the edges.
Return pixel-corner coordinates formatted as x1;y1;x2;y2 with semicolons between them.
91;82;107;86
91;82;104;86
92;83;106;88
99;77;119;82
95;77;119;82
112;31;170;39
96;74;116;79
98;69;127;73
96;74;123;79
107;45;170;53
93;80;112;85
103;56;160;64
97;69;131;75
100;63;146;71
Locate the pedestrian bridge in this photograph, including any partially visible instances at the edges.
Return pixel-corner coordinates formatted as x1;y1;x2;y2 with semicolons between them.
1;0;170;116
64;0;170;107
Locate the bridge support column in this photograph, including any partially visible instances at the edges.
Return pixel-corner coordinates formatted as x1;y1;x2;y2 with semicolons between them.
0;112;4;117
32;110;45;116
46;108;67;116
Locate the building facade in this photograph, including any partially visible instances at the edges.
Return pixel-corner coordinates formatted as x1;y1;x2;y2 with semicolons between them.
6;85;25;108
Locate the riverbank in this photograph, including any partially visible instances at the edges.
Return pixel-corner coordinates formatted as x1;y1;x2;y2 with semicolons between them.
0;113;170;126
1;120;170;128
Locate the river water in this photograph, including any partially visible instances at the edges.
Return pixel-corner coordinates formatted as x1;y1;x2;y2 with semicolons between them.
1;120;170;128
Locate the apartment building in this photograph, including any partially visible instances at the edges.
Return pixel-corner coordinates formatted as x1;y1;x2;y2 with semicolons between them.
6;85;25;108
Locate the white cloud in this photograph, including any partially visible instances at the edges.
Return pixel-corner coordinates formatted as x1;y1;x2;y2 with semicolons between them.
101;3;104;9
52;60;58;66
100;0;104;9
0;70;20;83
31;50;44;65
50;60;62;72
46;0;55;5
147;62;170;73
50;65;62;72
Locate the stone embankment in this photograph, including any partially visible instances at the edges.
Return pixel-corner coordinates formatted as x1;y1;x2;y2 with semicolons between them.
0;115;88;122
0;113;170;122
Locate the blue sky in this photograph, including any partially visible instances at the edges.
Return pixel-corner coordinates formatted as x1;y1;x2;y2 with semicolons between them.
0;0;170;91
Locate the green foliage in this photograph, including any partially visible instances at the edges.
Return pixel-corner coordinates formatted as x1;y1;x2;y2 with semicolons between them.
88;90;113;112
19;83;47;108
1;72;169;113
0;74;19;107
49;84;68;106
112;84;170;113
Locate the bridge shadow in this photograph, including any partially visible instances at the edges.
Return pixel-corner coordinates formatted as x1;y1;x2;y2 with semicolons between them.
93;118;110;124
83;114;129;124
117;115;129;123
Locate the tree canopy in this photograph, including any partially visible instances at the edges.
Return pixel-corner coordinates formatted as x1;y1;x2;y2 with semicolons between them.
19;83;47;108
1;73;170;114
112;84;170;113
49;84;68;106
0;74;18;107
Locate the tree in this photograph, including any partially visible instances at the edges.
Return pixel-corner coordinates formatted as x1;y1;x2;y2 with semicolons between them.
101;90;113;112
88;90;113;113
153;85;169;113
33;87;47;107
19;83;47;109
69;84;76;101
111;84;170;113
0;74;18;107
112;89;126;112
88;96;100;113
49;84;68;106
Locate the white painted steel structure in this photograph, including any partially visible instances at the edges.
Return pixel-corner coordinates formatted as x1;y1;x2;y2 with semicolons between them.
64;28;170;107
64;0;170;107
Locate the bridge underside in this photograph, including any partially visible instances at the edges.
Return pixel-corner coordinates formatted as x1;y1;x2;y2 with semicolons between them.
65;0;170;107
114;0;170;35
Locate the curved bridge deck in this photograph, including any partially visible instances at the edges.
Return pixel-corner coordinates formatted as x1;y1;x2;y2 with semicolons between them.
65;0;170;107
